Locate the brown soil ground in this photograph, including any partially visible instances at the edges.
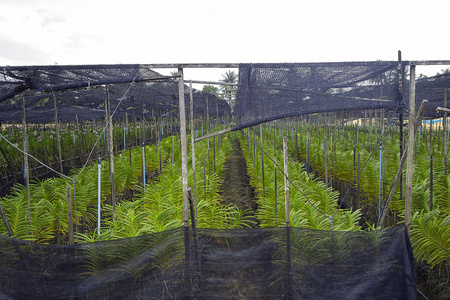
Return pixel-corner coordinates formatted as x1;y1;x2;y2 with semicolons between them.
219;138;259;227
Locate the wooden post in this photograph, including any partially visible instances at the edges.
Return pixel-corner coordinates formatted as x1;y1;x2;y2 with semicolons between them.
189;81;198;224
324;128;329;188
444;88;448;175
0;201;14;237
66;186;74;245
22;96;32;233
405;64;416;233
377;100;428;228
283;137;290;227
105;86;116;221
260;124;265;197
178;68;190;227
53;93;63;173
357;153;361;209
295;132;298;162
430;155;433;211
203;144;206;200
274;154;277;227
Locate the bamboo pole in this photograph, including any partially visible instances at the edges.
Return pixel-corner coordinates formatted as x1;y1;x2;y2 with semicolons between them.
66;186;74;245
324;128;329;188
357;153;361;209
53;93;63;173
444;89;448;175
105;86;116;221
0;201;14;237
405;65;416;233
189;81;198;225
178;68;190;227
274;154;278;227
260;124;265;197
378;100;428;228
22;96;32;234
97;154;101;235
283;137;290;227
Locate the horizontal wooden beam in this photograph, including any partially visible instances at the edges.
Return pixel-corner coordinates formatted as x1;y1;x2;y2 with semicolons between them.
409;60;450;66
194;127;233;142
437;106;450;113
188;80;239;86
141;63;240;69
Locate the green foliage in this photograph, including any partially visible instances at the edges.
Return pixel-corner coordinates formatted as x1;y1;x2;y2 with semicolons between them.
411;211;450;270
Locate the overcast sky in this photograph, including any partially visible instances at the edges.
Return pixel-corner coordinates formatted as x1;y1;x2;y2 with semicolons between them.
1;0;448;81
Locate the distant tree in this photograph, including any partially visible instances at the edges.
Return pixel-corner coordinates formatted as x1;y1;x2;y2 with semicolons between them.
219;70;238;106
437;68;450;75
418;73;427;79
202;85;219;94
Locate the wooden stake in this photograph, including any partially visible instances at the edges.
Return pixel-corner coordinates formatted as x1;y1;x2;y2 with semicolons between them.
189;81;198;224
283;137;290;227
66;186;74;245
178;68;190;227
22;96;32;234
53;93;63;173
324;129;329;188
274;154;277;227
405;65;416;233
260;124;265;197
0;201;14;237
357;153;361;209
444;88;448;175
105;86;116;221
378;100;428;228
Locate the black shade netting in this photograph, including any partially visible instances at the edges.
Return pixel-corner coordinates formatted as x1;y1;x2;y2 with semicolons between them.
233;62;403;129
0;82;230;124
0;64;157;102
0;226;416;299
408;72;450;118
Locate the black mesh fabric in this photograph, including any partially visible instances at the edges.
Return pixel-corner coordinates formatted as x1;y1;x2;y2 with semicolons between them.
412;72;450;118
0;64;155;102
233;62;403;129
0;226;416;299
0;65;230;123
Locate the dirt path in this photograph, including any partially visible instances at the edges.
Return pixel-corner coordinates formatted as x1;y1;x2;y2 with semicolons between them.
220;138;259;226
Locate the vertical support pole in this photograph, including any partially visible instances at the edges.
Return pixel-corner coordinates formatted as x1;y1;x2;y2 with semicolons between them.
378;130;383;220
97;154;101;235
203;144;206;201
398;51;404;202
105;86;116;222
189;81;198;225
307;125;310;174
274;154;277;227
405;64;416;233
324;129;329;188
283;137;290;227
22;96;32;233
66;186;74;245
53;93;63;173
142;141;146;189
357;153;361;209
178;68;190;228
260;124;265;197
444;88;448;176
0;201;14;237
430;155;433;211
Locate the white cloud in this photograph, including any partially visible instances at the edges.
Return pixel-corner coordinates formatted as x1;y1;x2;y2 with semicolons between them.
0;0;448;79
